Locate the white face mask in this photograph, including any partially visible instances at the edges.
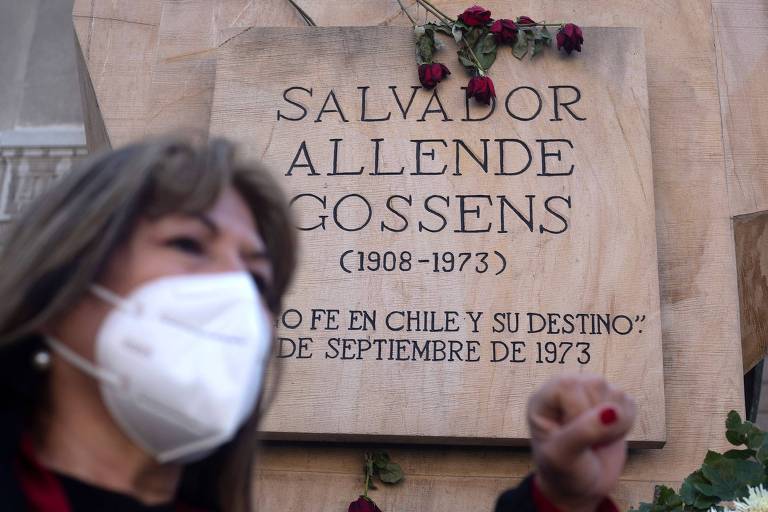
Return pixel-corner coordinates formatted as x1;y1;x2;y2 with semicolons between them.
47;272;273;464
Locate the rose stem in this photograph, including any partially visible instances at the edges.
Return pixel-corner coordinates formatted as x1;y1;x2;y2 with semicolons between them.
413;0;483;72
519;22;565;28
286;0;316;26
415;0;454;24
363;471;371;498
396;0;417;26
418;0;455;22
464;43;486;74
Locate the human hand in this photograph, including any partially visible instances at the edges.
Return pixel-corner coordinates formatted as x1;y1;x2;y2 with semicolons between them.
528;374;637;512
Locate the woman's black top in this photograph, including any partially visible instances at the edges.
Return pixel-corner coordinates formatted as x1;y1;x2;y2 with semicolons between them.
58;474;179;511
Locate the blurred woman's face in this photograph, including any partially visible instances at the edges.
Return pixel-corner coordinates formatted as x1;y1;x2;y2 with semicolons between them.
104;186;273;301
36;184;277;496
48;185;274;360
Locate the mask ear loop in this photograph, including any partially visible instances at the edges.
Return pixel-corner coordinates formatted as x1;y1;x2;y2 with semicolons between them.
41;284;131;388
90;284;137;313
46;337;122;388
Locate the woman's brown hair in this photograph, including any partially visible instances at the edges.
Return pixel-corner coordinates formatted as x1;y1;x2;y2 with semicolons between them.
0;136;297;511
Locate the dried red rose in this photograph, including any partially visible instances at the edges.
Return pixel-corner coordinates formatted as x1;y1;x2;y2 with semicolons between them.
418;63;451;89
348;496;383;512
466;75;496;105
490;19;518;44
516;16;536;25
556;23;584;54
458;5;492;26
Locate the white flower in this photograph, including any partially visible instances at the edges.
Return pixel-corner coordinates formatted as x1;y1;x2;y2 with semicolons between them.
734;485;768;511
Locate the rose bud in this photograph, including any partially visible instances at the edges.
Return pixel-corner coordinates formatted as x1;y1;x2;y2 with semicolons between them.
458;5;492;26
490;19;518;44
516;16;536;25
556;23;584;54
418;63;451;89
466;75;496;105
348;496;383;512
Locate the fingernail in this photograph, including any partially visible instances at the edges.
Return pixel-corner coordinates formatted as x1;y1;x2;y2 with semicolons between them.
600;407;618;425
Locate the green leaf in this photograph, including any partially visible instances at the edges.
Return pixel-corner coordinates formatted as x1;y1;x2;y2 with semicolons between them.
453;20;471;32
747;430;767;451
655;485;684;506
724;410;765;450
630;492;688;512
726;424;750;446
473;32;497;70
755;433;768;463
725;410;751;446
540;26;553;46
416;30;436;64
726;429;746;446
456;46;474;70
463;27;482;48
476;31;497;53
726;410;743;431
378;462;404;484
512;35;529;60
722;448;757;460
367;451;405;485
525;28;536;42
631;486;686;511
680;471;705;503
531;38;544;59
371;451;391;471
680;470;720;509
696;451;764;501
424;22;452;37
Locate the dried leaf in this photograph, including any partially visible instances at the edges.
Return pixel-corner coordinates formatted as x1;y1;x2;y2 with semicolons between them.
512;35;529;59
378;462;404;484
473;32;497;69
416;30;436;64
452;23;463;43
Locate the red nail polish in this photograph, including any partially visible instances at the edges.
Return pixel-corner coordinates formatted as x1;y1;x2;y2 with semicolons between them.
600;407;618;425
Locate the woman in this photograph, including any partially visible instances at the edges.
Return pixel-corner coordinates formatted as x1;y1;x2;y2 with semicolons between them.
0;137;634;511
0;137;296;511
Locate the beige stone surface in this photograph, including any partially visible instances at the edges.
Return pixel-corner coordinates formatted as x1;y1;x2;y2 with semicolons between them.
74;0;753;508
72;3;160;148
713;0;768;217
209;26;665;447
712;0;768;372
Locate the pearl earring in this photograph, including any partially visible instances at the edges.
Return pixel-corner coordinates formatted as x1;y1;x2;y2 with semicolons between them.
32;349;51;370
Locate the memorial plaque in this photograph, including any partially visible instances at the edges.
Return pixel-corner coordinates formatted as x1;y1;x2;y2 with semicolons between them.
209;26;664;446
